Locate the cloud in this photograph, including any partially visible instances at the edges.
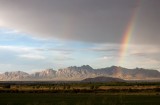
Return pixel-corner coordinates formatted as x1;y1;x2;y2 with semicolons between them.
3;29;19;34
93;48;119;52
0;45;74;71
88;43;119;52
18;54;46;60
130;57;160;70
35;48;73;54
128;45;160;57
0;45;33;53
55;56;74;61
131;52;147;57
97;56;113;60
0;45;47;64
0;0;159;44
0;45;73;55
90;47;119;53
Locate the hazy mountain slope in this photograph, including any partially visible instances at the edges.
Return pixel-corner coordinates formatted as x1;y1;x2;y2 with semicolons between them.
96;66;160;80
56;65;95;80
0;71;29;81
30;69;57;80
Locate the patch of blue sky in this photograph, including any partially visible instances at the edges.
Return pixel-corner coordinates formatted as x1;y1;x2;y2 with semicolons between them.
0;29;37;46
0;28;94;51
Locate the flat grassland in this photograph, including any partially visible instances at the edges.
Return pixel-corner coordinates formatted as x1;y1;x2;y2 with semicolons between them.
0;82;160;105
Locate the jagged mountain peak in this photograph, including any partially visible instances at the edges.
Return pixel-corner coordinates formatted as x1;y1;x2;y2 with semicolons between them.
4;71;29;75
66;65;93;70
109;66;126;70
31;68;56;78
41;68;56;73
81;65;93;70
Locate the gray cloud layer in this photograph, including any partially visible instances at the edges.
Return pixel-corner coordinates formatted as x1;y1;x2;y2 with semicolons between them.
0;0;160;44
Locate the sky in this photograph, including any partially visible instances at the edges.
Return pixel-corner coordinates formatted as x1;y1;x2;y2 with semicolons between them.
0;0;160;72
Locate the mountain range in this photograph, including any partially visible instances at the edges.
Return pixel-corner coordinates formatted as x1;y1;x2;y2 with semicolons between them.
0;65;160;81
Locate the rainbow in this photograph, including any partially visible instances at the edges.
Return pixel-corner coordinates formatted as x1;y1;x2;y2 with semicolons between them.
118;0;140;66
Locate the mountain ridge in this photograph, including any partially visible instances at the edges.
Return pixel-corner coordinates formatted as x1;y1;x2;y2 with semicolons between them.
0;65;160;81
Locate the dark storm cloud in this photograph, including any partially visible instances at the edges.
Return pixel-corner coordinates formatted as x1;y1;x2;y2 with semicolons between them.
131;0;160;45
0;0;159;44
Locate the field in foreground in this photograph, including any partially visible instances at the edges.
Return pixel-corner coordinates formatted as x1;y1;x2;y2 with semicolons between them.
0;82;160;105
0;93;160;105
